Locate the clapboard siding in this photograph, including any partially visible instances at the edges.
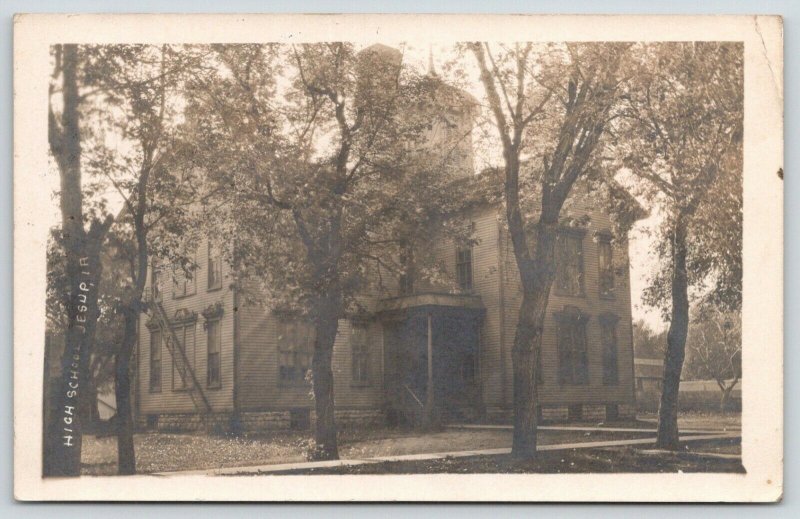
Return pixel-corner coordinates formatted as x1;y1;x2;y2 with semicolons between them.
429;206;506;408
137;192;636;418
238;305;385;411
137;240;235;415
492;194;636;407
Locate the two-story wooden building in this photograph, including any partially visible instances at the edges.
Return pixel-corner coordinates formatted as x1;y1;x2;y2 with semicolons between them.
135;45;640;432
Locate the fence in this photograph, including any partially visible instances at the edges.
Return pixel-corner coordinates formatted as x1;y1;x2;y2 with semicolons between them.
636;379;742;413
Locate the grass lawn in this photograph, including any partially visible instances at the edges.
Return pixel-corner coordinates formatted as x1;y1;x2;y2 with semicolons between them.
81;431;305;475
80;412;741;475
80;426;655;475
266;440;745;475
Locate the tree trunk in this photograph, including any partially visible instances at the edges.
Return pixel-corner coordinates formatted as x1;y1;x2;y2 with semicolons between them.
81;376;98;431
510;222;558;458
115;309;138;475
45;43;113;477
44;44;84;478
720;384;734;414
309;297;340;461
43;247;104;476
656;219;690;450
511;295;540;457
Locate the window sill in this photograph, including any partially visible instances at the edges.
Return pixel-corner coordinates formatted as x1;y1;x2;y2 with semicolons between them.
207;285;223;293
173;292;197;300
599;293;616;301
207;384;222;390
149;388;162;394
350;381;371;388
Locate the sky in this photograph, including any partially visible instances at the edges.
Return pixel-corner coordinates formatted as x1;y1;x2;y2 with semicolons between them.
45;42;668;332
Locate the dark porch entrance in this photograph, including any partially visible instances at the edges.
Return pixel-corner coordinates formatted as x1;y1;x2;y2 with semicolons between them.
378;293;485;427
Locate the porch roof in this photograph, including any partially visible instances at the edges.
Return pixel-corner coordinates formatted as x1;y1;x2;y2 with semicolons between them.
376;292;485;320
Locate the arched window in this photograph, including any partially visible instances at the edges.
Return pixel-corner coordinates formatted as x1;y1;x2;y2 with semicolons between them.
597;233;615;298
277;319;314;385
599;313;620;385
555;230;585;296
554;306;590;385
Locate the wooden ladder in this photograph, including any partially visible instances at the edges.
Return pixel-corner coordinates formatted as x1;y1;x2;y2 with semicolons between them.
152;301;213;416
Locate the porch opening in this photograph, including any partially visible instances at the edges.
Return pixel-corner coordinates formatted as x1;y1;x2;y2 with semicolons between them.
378;293;485;428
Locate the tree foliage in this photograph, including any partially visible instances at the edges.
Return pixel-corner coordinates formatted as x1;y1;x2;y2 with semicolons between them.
684;305;742;410
177;43;472;458
632;319;667;359
614;42;743;448
48;43;205;475
618;42;743;314
469;42;632;457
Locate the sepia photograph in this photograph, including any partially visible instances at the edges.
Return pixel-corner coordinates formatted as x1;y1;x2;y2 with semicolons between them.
13;13;783;501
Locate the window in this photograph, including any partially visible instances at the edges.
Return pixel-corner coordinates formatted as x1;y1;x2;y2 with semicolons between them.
598;235;615;298
171;323;196;390
173;259;197;298
600;313;620;385
351;323;369;384
208;242;222;291
555;231;584;296
555;306;589;385
399;272;414;295
456;247;473;291
151;266;162;302
206;319;221;388
277;319;314;385
149;329;162;392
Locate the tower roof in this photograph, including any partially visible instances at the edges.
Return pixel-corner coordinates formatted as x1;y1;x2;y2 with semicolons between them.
357;44;403;66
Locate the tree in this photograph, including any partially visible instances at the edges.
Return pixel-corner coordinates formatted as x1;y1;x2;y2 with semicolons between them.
46;44;114;476
632;319;667;360
469;42;631;458
46;228;122;431
684;306;742;413
81;44;204;474
179;43;452;460
619;42;743;449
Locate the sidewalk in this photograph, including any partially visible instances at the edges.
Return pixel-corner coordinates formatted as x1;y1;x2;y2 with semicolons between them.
156;431;740;476
446;424;741;434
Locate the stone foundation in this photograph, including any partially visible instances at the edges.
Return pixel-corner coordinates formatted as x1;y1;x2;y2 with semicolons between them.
541;405;569;422
137;403;636;432
486;403;636;424
582;405;607;421
136;412;231;433
334;409;385;428
484;407;513;423
617;404;636;419
240;411;292;431
137;408;386;433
